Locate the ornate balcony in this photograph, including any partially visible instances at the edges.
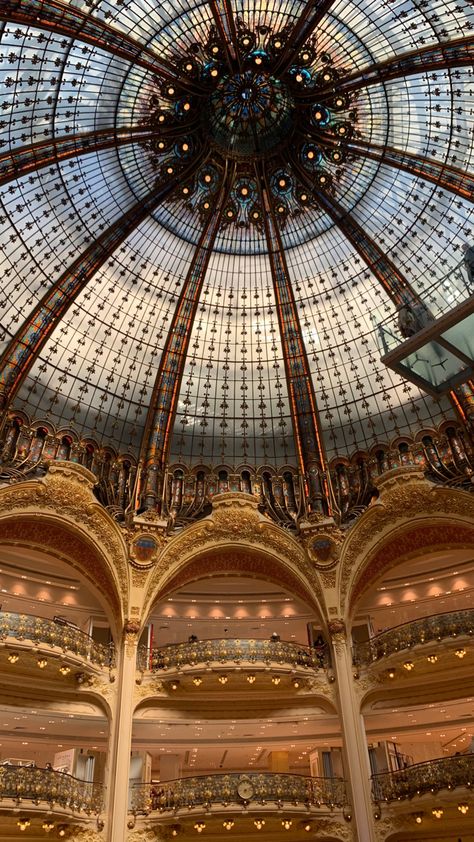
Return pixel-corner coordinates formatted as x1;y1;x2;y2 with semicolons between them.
131;771;347;816
0;611;114;668
139;638;326;675
371;754;474;803
0;764;104;814
353;608;474;667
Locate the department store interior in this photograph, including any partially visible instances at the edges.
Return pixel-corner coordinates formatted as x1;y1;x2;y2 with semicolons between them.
0;0;474;840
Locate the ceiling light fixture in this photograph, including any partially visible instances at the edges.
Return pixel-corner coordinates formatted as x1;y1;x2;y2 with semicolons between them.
7;652;19;663
403;661;414;671
37;657;48;669
253;819;265;830
42;821;55;832
223;820;234;830
458;803;469;814
431;808;443;819
17;819;30;831
194;821;206;832
455;648;466;658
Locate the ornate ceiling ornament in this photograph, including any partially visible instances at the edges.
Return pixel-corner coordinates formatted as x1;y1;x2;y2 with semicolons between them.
142;491;327;617
140;20;356;230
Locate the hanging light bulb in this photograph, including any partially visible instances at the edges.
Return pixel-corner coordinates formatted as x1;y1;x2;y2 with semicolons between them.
414;812;423;824
292;677;300;688
57;827;67;838
17;818;31;831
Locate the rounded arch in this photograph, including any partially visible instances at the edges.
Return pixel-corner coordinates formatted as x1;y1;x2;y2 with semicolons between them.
338;472;474;621
152;546;321;611
0;462;129;638
143;493;325;623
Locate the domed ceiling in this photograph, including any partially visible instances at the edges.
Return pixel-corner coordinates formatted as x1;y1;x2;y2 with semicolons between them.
0;0;473;474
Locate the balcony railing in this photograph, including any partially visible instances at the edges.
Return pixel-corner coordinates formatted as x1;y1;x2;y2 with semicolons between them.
371;754;474;802
131;772;346;815
0;764;104;814
139;638;327;673
0;611;114;668
353;608;474;666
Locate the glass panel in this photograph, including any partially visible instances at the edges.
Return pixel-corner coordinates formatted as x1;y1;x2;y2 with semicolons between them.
400;342;468;388
441;313;474;362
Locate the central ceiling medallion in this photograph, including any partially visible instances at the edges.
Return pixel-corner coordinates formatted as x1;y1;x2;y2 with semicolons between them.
208;71;294;159
140;21;358;231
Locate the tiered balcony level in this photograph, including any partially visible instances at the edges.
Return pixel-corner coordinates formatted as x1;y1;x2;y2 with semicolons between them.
353;609;474;677
0;764;104;835
0;611;114;679
137;638;328;692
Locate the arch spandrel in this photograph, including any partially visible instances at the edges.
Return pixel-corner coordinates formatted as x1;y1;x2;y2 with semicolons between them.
0;462;129;637
142;492;325;621
338;469;474;619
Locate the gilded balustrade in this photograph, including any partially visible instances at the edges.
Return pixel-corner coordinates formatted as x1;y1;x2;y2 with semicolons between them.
353;609;474;666
0;611;114;668
371;754;474;802
140;638;327;673
0;764;104;814
131;771;346;815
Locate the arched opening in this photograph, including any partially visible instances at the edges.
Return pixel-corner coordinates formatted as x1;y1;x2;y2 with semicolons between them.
0;514;124;638
349;533;474;805
0;545;114;803
132;568;339;815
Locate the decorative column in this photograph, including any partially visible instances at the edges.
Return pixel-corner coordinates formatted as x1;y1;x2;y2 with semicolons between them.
105;620;140;842
328;619;376;842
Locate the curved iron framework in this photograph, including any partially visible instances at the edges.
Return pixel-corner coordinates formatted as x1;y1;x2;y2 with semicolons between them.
0;0;473;496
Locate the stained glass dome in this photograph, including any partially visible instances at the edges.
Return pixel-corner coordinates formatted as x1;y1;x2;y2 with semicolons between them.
0;0;473;517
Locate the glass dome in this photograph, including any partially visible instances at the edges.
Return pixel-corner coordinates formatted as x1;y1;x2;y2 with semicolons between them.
0;0;473;478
